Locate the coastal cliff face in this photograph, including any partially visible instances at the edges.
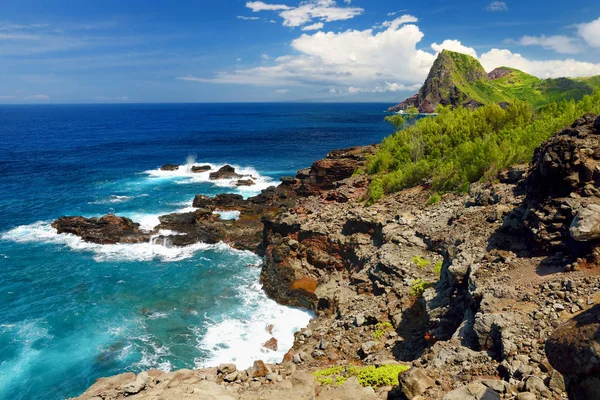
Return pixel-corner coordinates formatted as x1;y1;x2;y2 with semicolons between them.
72;116;600;399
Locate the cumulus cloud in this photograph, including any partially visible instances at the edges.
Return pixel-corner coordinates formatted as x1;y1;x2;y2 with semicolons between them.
246;1;291;12
431;40;478;58
181;13;600;94
302;22;324;31
182;15;434;92
517;35;582;54
578;17;600;49
480;48;600;78
485;1;508;12
247;0;363;28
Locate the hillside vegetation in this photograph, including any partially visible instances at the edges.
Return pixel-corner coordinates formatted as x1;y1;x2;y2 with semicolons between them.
368;91;600;202
388;50;600;113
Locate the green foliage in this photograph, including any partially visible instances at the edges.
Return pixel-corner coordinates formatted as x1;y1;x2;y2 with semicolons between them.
434;261;443;276
411;256;431;269
313;364;410;388
373;321;394;340
426;192;441;205
368;91;600;202
410;278;433;297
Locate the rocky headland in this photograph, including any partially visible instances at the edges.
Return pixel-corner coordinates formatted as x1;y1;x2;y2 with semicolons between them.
66;116;600;399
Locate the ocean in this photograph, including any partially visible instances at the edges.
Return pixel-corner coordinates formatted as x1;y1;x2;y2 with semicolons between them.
0;103;392;399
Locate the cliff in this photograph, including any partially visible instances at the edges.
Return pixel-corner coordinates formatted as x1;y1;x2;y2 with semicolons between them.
71;115;600;399
388;50;600;113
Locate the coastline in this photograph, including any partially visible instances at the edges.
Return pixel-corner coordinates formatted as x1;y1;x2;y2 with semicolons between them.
73;115;600;399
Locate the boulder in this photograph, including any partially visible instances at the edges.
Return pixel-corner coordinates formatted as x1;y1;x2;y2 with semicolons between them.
217;363;237;375
569;203;600;241
191;164;211;173
263;337;278;351
209;165;243;180
546;304;600;400
443;381;500;400
249;360;269;378
397;368;435;399
160;163;179;171
235;179;256;186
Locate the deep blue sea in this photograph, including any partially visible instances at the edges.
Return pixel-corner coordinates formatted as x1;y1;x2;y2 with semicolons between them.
0;103;392;399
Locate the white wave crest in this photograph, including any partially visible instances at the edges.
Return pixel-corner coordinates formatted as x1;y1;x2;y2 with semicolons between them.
1;222;241;263
88;194;149;205
196;280;313;369
144;160;277;196
213;210;241;221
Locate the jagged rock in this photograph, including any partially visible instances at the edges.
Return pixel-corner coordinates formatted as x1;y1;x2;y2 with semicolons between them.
360;341;379;358
191;164;211;173
217;363;237;375
548;370;566;392
523;376;549;397
52;214;151;244
235;179;255;186
570;203;600;241
443;381;500;400
264;337;278;351
249;360;269;378
209;165;243;180
397;368;435;399
160;163;179;171
122;371;148;395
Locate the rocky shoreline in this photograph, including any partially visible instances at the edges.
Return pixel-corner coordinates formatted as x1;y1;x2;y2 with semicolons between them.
69;116;600;399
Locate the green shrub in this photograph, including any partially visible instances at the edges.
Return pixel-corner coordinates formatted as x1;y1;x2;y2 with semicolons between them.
313;364;410;388
373;321;394;340
433;261;443;276
367;92;600;202
411;256;431;269
410;278;433;297
426;193;441;205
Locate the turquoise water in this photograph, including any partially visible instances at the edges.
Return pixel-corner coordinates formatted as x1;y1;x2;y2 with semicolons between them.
0;103;392;399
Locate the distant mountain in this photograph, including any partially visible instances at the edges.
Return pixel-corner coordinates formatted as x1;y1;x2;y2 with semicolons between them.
388;50;600;113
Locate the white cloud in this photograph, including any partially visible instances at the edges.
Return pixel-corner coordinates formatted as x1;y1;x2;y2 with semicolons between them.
184;15;435;92
578;17;600;49
236;58;243;62
248;0;364;28
517;35;582;54
431;40;478;58
24;94;50;100
261;53;270;60
275;89;289;93
236;16;260;20
480;48;600;78
246;1;291;12
486;1;508;12
302;22;324;31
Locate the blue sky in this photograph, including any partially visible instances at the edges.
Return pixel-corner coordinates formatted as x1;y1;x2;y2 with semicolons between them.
0;0;599;103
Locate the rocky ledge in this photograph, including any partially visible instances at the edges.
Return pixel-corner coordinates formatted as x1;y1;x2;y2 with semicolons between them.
72;117;600;399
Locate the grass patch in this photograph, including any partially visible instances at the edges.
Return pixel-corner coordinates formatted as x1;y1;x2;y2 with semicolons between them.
411;256;431;269
433;261;443;276
426;193;441;205
373;321;394;341
313;364;410;387
410;278;433;297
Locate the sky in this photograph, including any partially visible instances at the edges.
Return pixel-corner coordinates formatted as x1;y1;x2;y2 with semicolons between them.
0;0;599;103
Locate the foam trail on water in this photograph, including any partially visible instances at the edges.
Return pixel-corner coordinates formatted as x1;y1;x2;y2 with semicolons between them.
144;161;278;197
213;210;241;221
1;222;239;263
196;280;313;370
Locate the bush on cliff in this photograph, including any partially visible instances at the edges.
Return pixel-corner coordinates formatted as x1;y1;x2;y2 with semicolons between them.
367;91;600;202
313;364;410;387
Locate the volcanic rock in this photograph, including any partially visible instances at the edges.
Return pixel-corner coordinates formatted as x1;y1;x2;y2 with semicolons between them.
191;164;211;173
52;214;151;244
209;165;243;180
159;164;179;171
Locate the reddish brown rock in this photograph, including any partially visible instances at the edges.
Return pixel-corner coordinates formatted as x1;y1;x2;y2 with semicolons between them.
263;337;278;351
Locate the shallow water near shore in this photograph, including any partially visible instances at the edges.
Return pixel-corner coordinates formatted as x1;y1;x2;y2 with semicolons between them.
0;103;391;399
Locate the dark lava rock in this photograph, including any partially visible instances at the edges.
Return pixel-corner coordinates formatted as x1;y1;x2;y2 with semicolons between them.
546;304;600;400
160;164;179;171
235;179;255;186
52;214;151;244
191;165;211;173
209;165;243;180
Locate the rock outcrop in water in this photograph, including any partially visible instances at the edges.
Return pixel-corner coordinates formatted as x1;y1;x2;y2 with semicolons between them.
52;214;151;244
72;119;600;399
